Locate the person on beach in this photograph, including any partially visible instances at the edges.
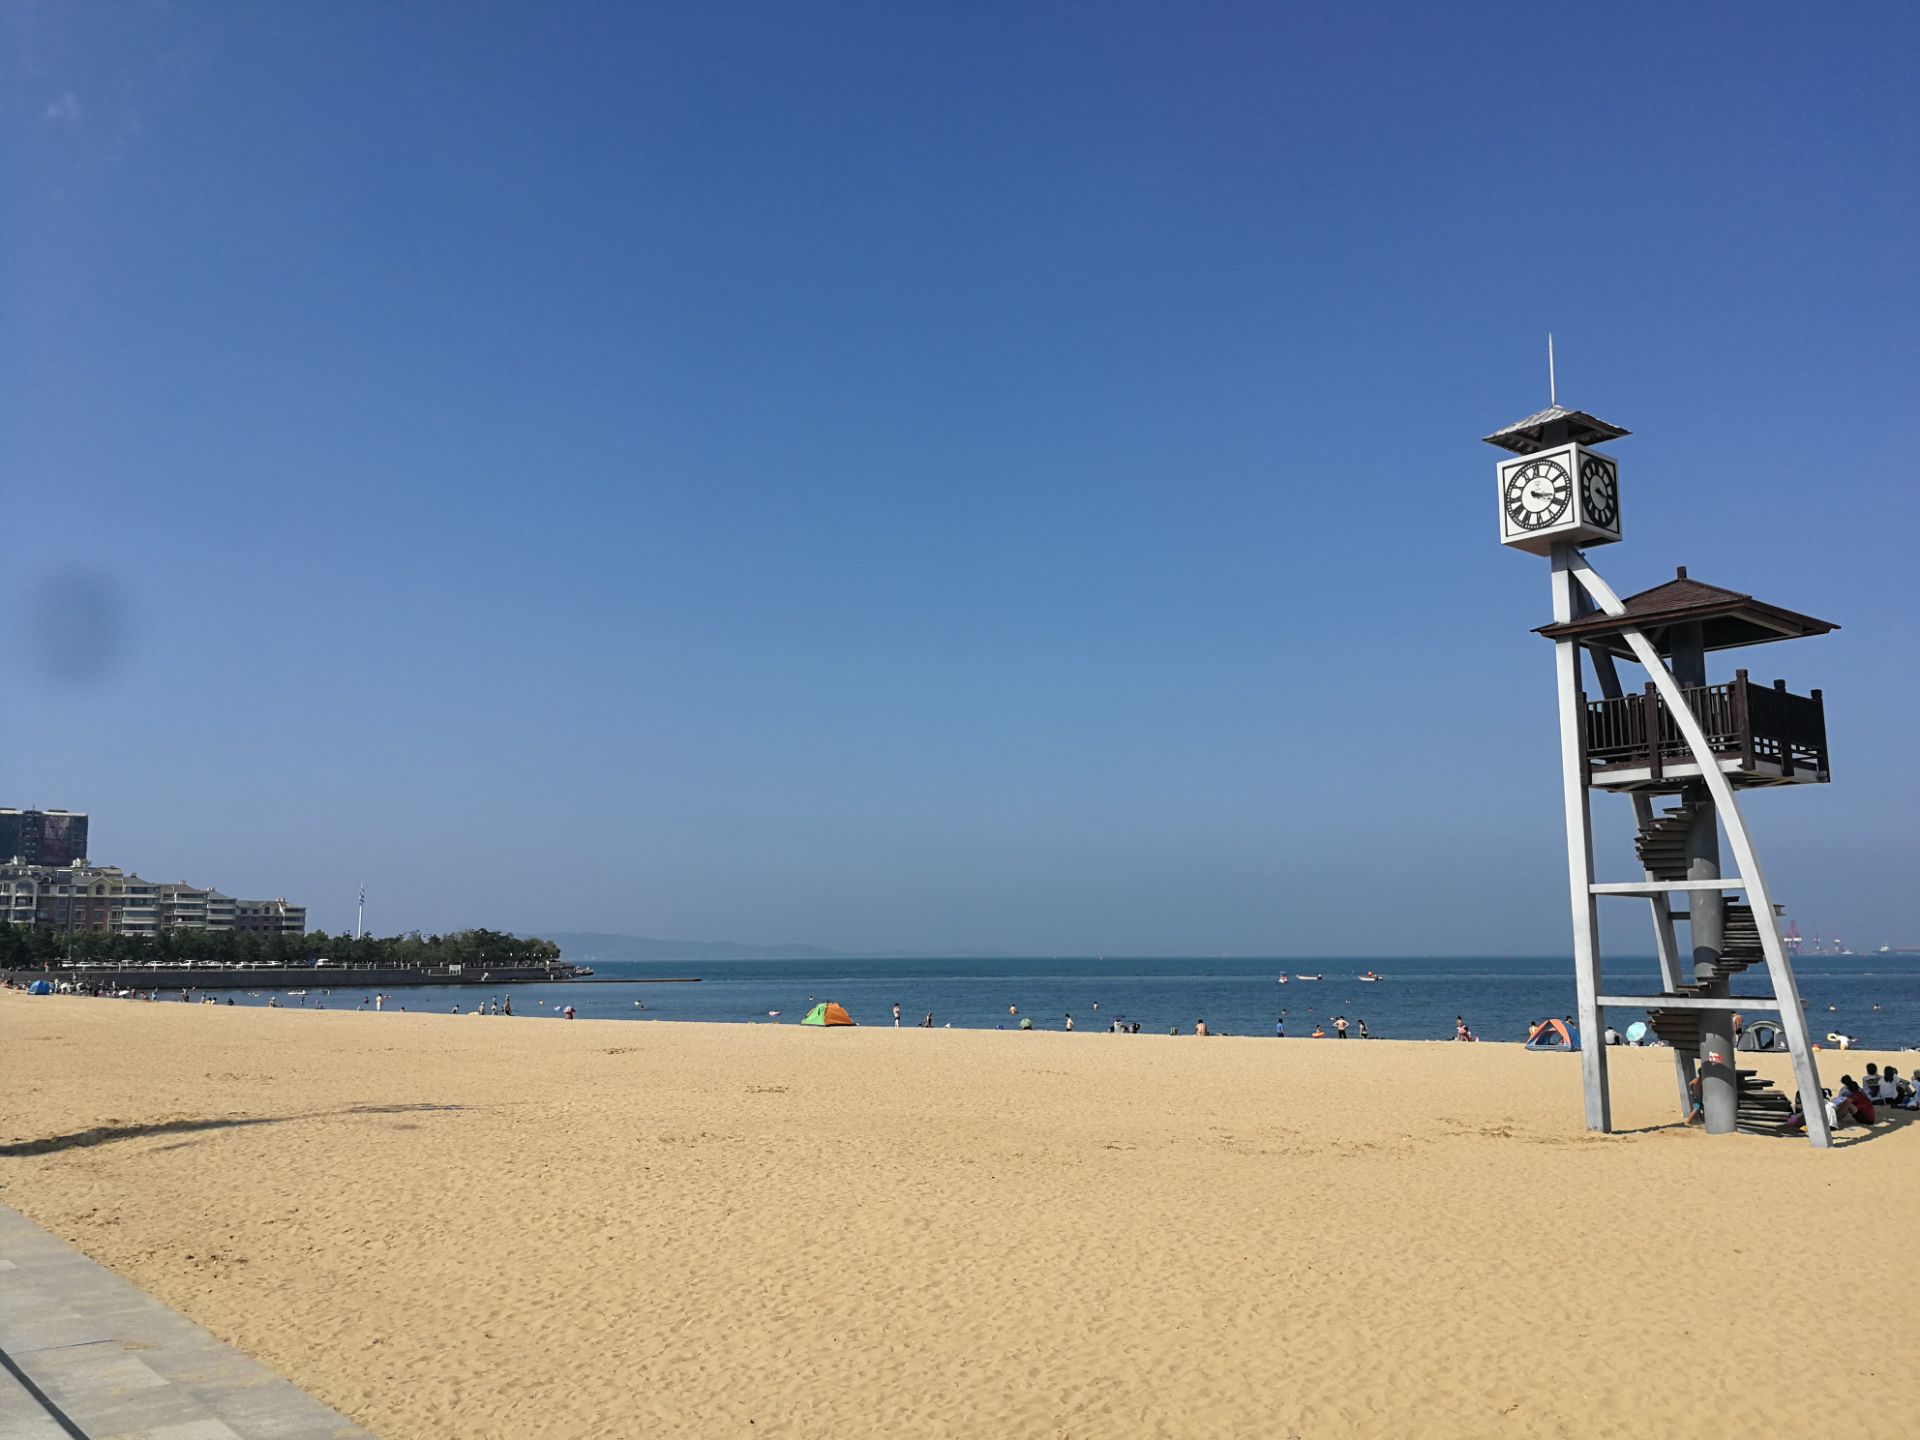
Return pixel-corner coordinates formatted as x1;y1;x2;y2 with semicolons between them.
1310;1024;1326;1038
502;996;511;1016
921;1011;933;1027
1195;1019;1209;1036
1334;1016;1348;1039
563;1005;576;1020
1794;1078;1865;1131
1454;1016;1474;1042
1841;1075;1875;1123
1064;1014;1073;1031
893;1003;901;1027
1357;1019;1369;1039
1786;1091;1828;1133
1882;1067;1911;1106
1275;1016;1285;1038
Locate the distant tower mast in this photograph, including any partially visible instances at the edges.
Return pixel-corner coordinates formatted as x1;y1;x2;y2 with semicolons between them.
355;884;366;940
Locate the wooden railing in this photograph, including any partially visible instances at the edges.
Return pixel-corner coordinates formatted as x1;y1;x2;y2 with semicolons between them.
1583;670;1828;781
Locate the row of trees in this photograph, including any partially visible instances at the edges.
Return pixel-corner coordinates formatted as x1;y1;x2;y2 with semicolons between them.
0;923;563;972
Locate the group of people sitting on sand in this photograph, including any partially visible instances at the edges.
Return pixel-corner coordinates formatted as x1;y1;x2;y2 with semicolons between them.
1785;1064;1917;1132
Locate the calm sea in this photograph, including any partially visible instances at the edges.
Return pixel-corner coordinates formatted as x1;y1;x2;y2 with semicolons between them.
212;954;1919;1049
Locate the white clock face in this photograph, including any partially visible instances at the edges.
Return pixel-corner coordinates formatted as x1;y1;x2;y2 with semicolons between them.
1581;455;1618;529
1504;458;1571;531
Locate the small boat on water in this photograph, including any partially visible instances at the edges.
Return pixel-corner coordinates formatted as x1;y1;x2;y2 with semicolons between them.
287;989;307;997
1358;971;1383;983
1295;973;1322;981
1276;975;1289;984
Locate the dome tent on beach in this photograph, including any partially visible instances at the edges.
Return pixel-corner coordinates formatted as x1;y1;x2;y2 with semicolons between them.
1525;1018;1578;1050
1736;1020;1790;1052
27;980;53;995
800;1002;854;1026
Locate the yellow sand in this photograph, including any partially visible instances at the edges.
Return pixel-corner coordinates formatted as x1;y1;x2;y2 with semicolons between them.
2;994;1914;1439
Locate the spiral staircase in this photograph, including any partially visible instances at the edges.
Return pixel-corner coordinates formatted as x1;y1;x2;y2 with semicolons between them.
1633;806;1797;1132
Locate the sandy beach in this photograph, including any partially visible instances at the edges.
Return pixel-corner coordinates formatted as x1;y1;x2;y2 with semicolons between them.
2;994;1914;1439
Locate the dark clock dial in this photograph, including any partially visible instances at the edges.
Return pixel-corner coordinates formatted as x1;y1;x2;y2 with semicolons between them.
1581;456;1619;529
1504;459;1572;530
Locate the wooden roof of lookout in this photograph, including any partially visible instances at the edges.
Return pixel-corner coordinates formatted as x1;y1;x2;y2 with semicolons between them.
1535;567;1839;658
1482;405;1630;454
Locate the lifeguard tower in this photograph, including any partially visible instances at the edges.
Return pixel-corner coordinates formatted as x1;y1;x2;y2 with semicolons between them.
1488;401;1837;1147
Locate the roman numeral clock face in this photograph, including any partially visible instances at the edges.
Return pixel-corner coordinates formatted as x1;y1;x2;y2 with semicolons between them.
1504;458;1571;531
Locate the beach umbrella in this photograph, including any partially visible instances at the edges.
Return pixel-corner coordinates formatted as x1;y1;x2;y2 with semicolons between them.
1626;1021;1649;1044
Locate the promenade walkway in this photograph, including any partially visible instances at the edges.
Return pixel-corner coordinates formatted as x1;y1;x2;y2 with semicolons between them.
0;1204;372;1439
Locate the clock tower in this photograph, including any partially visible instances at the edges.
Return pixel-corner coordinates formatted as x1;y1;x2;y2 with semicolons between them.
1487;405;1625;554
1485;401;1838;1148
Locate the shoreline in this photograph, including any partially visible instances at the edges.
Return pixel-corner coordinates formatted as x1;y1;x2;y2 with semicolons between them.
13;983;1907;1056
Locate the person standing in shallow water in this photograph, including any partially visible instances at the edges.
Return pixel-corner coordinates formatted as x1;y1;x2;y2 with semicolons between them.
1357;1019;1369;1040
1334;1016;1348;1039
892;1002;901;1027
1064;1014;1073;1031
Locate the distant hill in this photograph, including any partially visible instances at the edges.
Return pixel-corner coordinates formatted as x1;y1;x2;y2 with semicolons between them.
534;931;852;964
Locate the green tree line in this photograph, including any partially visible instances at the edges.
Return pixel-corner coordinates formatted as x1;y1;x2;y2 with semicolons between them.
0;924;563;972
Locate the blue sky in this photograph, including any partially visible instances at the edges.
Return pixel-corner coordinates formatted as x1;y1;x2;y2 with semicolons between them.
4;2;1915;953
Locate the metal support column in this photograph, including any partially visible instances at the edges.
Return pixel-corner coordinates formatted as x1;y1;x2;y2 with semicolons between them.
1551;545;1610;1132
1669;620;1735;1133
1683;799;1737;1130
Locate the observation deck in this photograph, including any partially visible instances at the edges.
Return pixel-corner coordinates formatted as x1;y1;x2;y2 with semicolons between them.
1581;671;1828;792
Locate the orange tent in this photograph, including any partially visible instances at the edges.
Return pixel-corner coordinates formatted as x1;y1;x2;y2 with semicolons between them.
1525;1018;1578;1050
801;1002;854;1026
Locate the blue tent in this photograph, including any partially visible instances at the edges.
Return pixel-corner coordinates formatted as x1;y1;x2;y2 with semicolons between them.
27;980;53;995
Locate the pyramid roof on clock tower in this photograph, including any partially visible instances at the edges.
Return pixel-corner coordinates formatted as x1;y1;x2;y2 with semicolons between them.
1482;405;1630;454
1535;567;1838;657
